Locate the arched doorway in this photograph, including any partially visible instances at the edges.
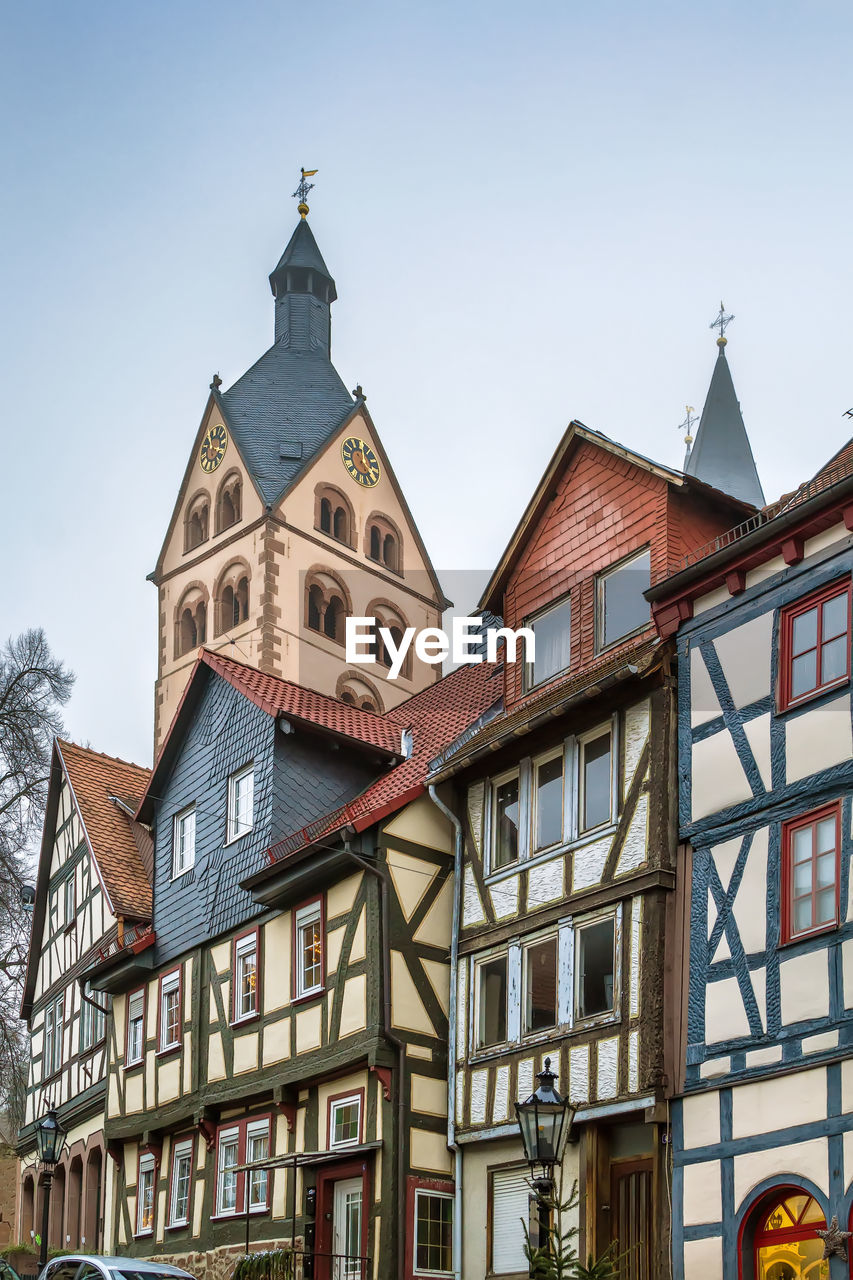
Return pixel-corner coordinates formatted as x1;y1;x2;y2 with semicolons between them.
83;1148;102;1251
67;1156;83;1249
742;1187;828;1279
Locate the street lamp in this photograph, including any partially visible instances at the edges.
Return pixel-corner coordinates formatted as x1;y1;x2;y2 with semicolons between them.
35;1108;67;1269
515;1058;574;1269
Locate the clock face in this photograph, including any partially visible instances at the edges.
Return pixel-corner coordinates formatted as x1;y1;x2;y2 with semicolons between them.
341;436;381;487
200;423;228;473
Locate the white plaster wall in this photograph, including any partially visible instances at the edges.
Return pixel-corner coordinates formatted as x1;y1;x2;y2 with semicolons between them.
683;1159;723;1226
734;1138;829;1206
683;1236;723;1278
713;612;773;708
597;1036;619;1099
682;1091;720;1149
528;856;564;905
786;693;853;783
742;714;772;790
572;834;611;891
623;699;650;787
779;949;830;1025
705;976;750;1044
690;644;722;726
731;826;769;955
692;730;752;821
732;1067;827;1139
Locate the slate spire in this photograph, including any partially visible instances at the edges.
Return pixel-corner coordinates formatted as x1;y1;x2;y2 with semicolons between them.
685;333;765;508
268;218;338;354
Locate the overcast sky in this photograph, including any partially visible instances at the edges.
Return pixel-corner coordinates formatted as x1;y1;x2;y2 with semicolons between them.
3;0;852;768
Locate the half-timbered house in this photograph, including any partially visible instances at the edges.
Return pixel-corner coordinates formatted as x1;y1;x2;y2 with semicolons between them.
426;419;755;1278
650;436;853;1280
84;647;499;1280
17;741;152;1256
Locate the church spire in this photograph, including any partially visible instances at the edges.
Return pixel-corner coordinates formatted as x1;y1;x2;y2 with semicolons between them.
684;306;765;508
268;175;337;353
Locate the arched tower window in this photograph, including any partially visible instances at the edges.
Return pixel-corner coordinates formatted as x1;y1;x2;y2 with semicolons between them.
214;562;251;636
215;471;242;535
741;1186;827;1280
324;595;345;642
314;485;355;548
366;599;412;679
183;492;210;553
364;513;403;574
175;586;208;658
307;584;323;632
304;569;352;644
336;670;383;714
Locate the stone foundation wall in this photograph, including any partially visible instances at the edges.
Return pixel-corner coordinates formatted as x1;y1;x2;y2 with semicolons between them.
0;1147;18;1245
150;1238;306;1280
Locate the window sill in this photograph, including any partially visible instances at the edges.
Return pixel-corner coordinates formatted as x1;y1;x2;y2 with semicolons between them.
778;675;850;716
484;823;618;885
594;621;653;657
171;867;195;882
156;1044;182;1060
133;1230;154;1239
124;1059;144;1072
779;920;838;949
292;988;325;1008
211;1208;270;1222
224;831;253;848
165;1221;190;1232
230;1012;260;1028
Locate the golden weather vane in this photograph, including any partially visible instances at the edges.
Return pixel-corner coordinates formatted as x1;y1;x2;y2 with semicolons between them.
293;167;319;219
710;300;734;345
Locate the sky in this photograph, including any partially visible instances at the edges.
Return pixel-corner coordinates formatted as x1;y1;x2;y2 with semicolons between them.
2;0;852;768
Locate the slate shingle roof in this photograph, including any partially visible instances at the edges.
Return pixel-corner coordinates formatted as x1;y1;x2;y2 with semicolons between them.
57;740;152;918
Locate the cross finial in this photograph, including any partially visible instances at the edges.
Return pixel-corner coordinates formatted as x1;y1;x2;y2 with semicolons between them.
678;405;699;446
710;300;734;346
292;167;318;219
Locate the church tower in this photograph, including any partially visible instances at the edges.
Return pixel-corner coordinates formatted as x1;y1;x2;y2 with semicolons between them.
150;195;447;752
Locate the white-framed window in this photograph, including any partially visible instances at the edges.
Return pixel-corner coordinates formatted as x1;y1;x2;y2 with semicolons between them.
43;995;64;1077
578;727;614;833
295;901;324;999
525;596;571;689
159;970;181;1051
79;981;106;1052
490;770;521;871
127;988;145;1065
475;951;508;1049
136;1152;155;1235
246;1119;270;1211
48;885;60;935
64;872;76;925
169;1139;193;1227
596;547;651;651
330;1094;362;1149
172;805;196;878
532;750;563;852
414;1189;454;1277
234;932;259;1021
227;763;254;842
489;1167;532;1274
574;912;617;1022
522;932;558;1035
216;1127;240;1216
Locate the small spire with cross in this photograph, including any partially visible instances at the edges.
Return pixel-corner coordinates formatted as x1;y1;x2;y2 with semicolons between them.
710;300;734;347
292;167;318;219
678;405;699;465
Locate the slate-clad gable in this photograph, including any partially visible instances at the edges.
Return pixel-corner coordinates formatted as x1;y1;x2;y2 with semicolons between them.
271;731;380;845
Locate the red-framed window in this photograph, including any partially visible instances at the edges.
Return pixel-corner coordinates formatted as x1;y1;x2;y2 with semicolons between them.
405;1176;454;1280
292;896;325;1002
157;967;183;1054
738;1185;826;1280
212;1114;272;1219
232;927;260;1024
781;801;841;943
779;579;851;710
126;986;146;1067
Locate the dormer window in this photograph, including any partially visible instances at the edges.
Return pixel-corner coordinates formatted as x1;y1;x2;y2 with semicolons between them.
525;597;571;690
596;547;651;651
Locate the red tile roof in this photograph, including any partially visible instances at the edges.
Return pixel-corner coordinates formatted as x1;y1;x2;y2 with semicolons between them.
57;740;153;919
265;658;504;863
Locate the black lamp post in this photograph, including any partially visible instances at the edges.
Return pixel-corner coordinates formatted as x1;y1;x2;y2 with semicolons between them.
35;1108;66;1269
515;1058;575;1270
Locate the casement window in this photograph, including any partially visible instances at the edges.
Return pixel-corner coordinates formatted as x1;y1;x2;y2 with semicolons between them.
489;1167;532;1274
233;932;259;1022
575;913;617;1021
227;763;254;842
136;1153;155;1235
294;900;324;999
578;728;613;833
43;995;64;1077
491;771;521;870
779;580;851;710
525;596;572;689
523;934;558;1035
329;1093;362;1149
48;886;60;935
475;952;508;1049
127;988;145;1065
79;981;106;1052
782;802;841;942
215;1117;271;1217
169;1138;193;1227
414;1190;453;1277
159;970;182;1052
533;751;563;851
596;547;651;651
64;873;76;925
172;805;196;878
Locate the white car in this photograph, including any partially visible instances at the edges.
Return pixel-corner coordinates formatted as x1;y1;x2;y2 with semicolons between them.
40;1259;197;1280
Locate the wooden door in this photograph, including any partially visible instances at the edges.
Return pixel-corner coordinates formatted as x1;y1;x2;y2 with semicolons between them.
610;1157;653;1279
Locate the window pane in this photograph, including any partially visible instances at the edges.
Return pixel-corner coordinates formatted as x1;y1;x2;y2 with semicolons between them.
817;886;836;924
299;917;323;992
816;852;836;889
333;1101;360;1146
416;1193;453;1275
790;651;817;698
792;826;813;863
792;897;813;934
524;936;558;1033
816;817;836;854
530;600;571;686
791;607;818;656
601;550;650;647
218;1138;238;1212
535;757;563;850
477;956;507;1046
821;635;847;685
577;918;615;1019
248;1131;269;1207
792;859;812;895
238;947;257;1016
493;777;520;868
822;592;848;640
582;734;612;831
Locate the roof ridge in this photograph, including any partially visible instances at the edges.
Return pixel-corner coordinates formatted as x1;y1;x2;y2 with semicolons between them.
57;738;151;775
199;647;390;720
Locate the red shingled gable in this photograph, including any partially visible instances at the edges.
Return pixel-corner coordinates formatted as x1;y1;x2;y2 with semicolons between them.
57;740;152;919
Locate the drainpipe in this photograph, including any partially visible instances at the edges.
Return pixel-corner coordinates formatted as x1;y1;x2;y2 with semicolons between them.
427;784;463;1280
340;835;407;1280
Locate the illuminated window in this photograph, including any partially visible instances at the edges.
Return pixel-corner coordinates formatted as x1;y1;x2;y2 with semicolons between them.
136;1153;155;1235
295;900;324;999
233;932;258;1021
750;1190;827;1279
159;970;181;1052
330;1094;362;1149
